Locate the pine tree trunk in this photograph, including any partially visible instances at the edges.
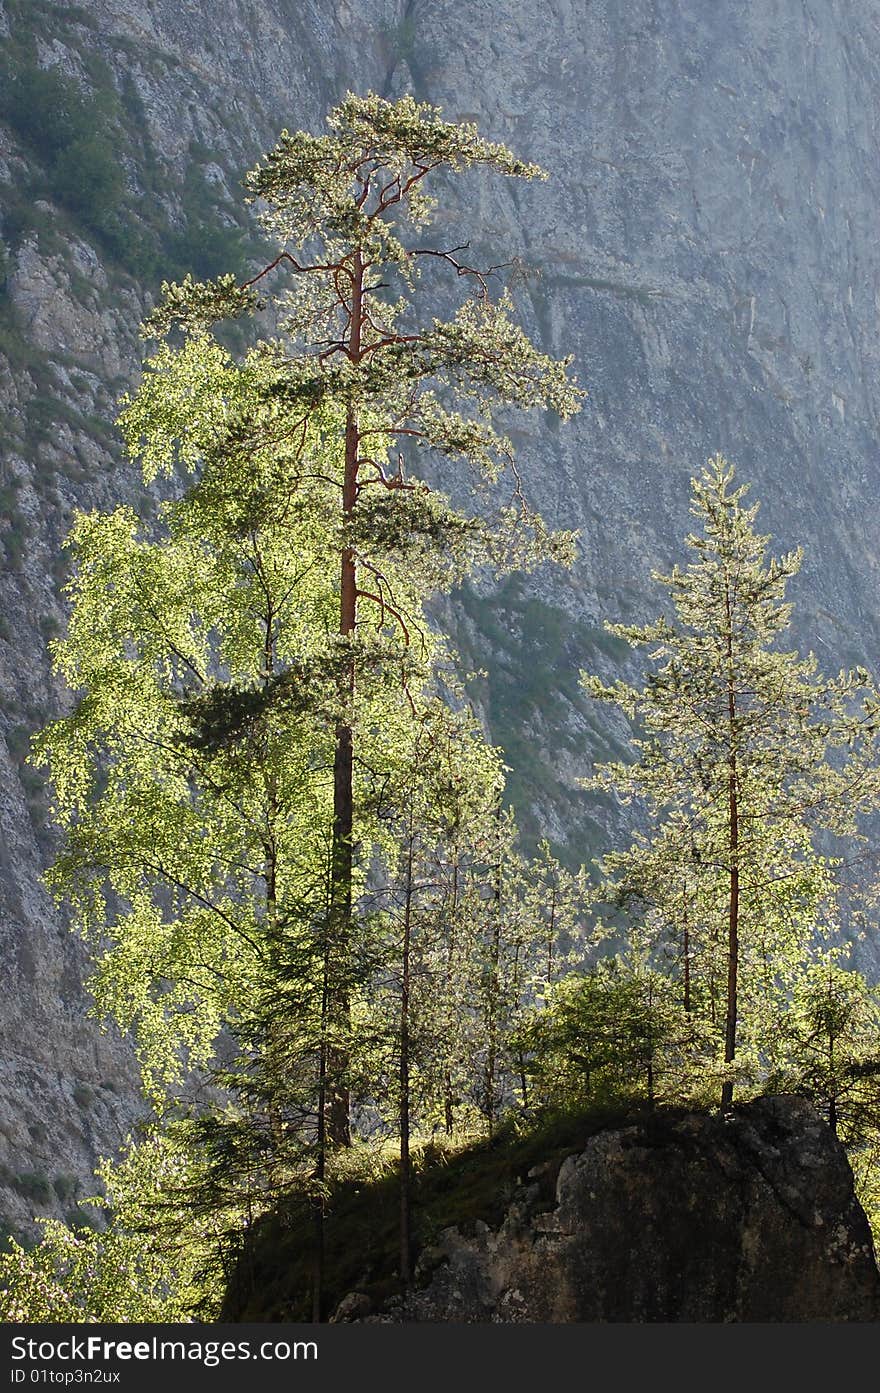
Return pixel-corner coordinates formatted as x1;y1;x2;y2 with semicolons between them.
444;855;459;1135
512;941;529;1110
721;775;740;1109
399;820;415;1291
721;577;740;1111
646;975;655;1106
484;842;502;1137
828;1016;838;1137
547;887;557;984
682;897;691;1014
327;716;353;1145
312;956;329;1323
326;249;364;1148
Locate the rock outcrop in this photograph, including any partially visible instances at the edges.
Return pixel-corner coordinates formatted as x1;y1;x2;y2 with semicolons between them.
334;1099;880;1323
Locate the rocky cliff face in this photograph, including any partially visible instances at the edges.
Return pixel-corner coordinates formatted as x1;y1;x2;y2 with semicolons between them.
3;1;880;1227
330;1098;880;1323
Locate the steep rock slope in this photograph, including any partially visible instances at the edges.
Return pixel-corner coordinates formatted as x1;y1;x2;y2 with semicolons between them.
3;0;880;1224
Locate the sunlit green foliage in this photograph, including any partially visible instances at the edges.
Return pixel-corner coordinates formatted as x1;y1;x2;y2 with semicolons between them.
582;456;880;1102
514;955;690;1108
778;955;880;1133
0;1135;229;1322
16;93;583;1321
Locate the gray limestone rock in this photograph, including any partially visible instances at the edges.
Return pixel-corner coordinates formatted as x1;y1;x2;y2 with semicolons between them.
341;1098;880;1322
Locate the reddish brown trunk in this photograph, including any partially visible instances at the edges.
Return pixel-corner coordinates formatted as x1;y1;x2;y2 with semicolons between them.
399;819;414;1291
443;855;459;1135
721;574;739;1111
484;842;502;1137
326;249;364;1148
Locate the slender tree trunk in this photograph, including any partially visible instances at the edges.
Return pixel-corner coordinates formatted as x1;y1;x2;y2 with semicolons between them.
517;1053;530;1112
312;955;329;1323
646;974;655;1106
399;815;415;1291
512;941;529;1111
327;719;353;1145
721;576;739;1111
484;839;502;1137
547;887;557;985
828;1015;838;1138
722;762;740;1109
326;249;364;1147
443;1079;454;1135
262;605;286;1179
263;826;286;1173
682;895;691;1015
443;854;459;1135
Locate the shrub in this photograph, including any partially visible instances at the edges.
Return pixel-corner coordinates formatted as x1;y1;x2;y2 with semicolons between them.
52;134;124;228
514;956;710;1111
0;62;92;161
13;1172;53;1206
53;1175;80;1203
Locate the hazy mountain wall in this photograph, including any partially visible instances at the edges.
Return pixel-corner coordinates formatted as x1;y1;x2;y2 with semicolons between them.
2;0;880;1227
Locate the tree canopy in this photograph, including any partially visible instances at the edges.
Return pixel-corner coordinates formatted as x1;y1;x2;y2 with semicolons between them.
15;92;585;1321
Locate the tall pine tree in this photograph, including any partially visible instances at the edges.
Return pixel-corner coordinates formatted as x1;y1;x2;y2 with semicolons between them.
31;94;582;1317
122;91;581;1147
583;456;880;1105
